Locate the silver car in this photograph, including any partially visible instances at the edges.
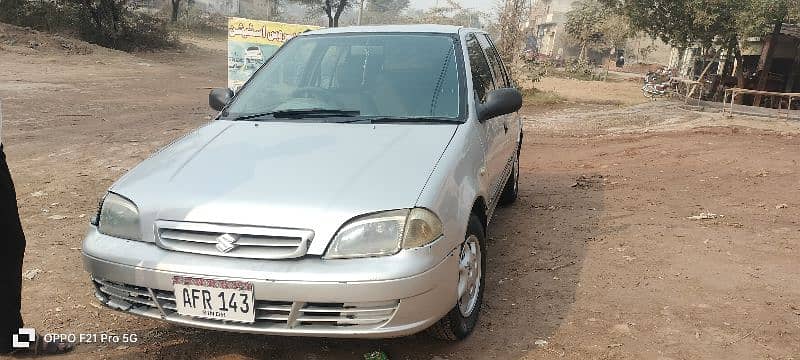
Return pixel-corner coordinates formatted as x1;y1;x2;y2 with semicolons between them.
82;25;522;340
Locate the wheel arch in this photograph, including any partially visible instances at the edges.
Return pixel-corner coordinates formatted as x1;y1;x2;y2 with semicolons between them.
470;196;488;231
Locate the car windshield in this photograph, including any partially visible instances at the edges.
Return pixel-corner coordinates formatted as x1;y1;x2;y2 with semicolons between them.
224;33;463;121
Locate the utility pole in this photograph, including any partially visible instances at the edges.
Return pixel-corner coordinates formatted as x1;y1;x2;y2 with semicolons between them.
357;0;366;25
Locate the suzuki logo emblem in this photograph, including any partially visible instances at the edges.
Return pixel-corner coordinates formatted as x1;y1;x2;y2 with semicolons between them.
215;233;239;253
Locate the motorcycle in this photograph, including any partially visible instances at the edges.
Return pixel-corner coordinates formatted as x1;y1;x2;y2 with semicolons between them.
642;67;676;99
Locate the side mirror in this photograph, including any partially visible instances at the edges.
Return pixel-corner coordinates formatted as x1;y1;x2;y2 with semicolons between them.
209;88;234;111
478;88;523;122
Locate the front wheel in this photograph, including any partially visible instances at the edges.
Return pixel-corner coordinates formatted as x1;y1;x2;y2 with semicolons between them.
428;214;486;341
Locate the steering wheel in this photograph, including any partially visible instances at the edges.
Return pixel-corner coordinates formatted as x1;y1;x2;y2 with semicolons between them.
290;87;339;107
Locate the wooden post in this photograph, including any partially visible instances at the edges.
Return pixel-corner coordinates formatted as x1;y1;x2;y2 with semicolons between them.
733;40;746;104
753;23;783;106
786;39;800;93
712;37;737;101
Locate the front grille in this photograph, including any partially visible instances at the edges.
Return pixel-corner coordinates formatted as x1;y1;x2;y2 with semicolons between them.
296;302;399;326
95;278;158;309
93;279;398;329
155;220;314;260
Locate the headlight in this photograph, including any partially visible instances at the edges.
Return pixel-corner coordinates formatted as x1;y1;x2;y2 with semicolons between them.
402;208;444;248
324;208;443;259
97;193;141;241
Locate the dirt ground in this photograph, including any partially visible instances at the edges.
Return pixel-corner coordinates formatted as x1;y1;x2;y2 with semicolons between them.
533;76;647;107
1;24;799;360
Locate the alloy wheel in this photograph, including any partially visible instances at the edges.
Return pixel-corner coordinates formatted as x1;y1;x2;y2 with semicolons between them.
457;235;482;317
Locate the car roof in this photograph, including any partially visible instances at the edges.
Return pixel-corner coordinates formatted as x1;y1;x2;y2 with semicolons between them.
301;24;483;36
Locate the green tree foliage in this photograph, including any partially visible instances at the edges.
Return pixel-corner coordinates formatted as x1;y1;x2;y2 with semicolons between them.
603;0;797;47
402;0;483;28
495;0;527;62
600;0;698;48
362;0;410;24
289;0;352;27
736;0;800;37
565;0;632;61
600;0;799;96
600;13;634;49
0;0;176;51
366;0;409;13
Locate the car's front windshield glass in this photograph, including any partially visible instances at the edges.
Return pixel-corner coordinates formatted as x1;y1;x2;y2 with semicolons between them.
224;33;462;121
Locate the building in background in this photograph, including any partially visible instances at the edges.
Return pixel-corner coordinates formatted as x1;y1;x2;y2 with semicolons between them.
527;0;573;58
668;23;799;94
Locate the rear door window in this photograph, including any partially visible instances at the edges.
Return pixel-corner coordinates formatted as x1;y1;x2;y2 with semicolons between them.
466;33;495;103
479;34;509;88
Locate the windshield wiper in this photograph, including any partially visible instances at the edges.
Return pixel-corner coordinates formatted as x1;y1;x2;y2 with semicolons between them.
229;109;360;121
338;116;461;124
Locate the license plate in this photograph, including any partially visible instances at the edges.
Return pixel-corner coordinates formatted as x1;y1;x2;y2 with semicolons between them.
172;276;255;323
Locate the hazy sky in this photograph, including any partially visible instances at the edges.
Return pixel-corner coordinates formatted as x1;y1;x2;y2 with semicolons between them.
408;0;497;13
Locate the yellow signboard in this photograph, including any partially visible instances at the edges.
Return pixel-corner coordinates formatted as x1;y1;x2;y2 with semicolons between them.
227;18;320;89
227;17;320;46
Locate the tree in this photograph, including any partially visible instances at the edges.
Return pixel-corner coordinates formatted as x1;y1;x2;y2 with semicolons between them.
601;0;701;49
362;0;410;24
601;0;798;56
170;0;181;22
402;0;483;28
290;0;352;27
736;0;799;38
565;0;612;61
637;43;658;63
366;0;409;13
603;0;799;99
600;14;634;50
495;0;527;62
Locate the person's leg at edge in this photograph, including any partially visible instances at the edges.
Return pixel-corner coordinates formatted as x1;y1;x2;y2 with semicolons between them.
0;144;26;354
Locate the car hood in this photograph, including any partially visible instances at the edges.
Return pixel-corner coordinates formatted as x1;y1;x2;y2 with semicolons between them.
111;120;458;255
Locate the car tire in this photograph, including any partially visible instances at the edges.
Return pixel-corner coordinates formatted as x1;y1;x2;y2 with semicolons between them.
428;214;486;341
498;147;520;206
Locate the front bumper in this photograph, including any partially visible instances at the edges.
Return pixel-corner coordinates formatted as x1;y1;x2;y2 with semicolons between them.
82;228;458;338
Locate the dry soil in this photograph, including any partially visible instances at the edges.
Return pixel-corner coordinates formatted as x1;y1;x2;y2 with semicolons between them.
1;24;799;360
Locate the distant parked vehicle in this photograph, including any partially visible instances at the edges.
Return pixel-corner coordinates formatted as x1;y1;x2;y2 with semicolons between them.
244;46;263;68
642;67;677;99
